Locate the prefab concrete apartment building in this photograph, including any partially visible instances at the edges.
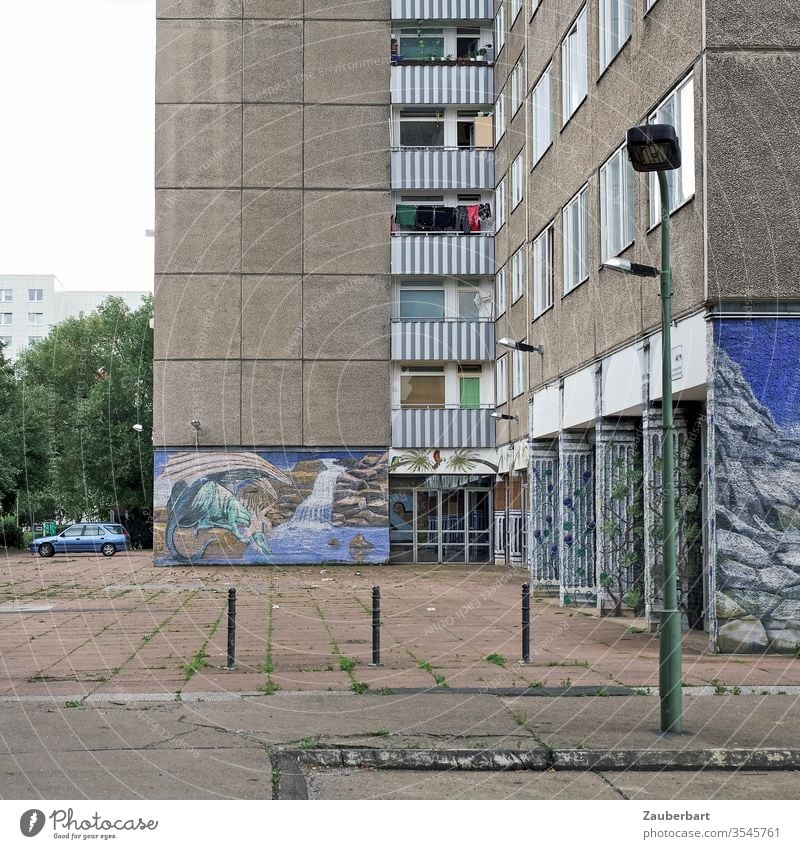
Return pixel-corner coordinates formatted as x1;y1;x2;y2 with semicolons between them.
154;1;800;653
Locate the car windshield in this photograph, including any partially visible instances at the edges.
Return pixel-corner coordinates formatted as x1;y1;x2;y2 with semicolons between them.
103;525;125;534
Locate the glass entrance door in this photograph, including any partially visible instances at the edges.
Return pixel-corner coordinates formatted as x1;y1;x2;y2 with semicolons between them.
467;490;491;562
441;489;465;562
415;489;440;563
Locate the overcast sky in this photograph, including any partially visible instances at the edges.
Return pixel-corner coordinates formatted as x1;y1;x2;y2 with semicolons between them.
0;0;155;292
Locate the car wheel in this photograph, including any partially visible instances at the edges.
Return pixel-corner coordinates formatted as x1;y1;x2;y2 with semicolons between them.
100;543;117;557
38;543;55;558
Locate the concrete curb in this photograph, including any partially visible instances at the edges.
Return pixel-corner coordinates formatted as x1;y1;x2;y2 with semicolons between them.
292;747;800;772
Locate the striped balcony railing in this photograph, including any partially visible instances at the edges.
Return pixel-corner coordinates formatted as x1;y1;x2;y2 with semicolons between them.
391;63;493;105
391;147;494;190
392;406;496;448
391;318;494;361
391;233;494;276
391;0;494;19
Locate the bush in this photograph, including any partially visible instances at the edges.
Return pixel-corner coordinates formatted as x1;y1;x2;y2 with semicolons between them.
0;517;24;549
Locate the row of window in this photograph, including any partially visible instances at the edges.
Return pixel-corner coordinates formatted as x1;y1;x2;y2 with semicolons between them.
397;279;488;321
495;75;694;322
0;336;43;348
1;312;45;325
0;288;44;303
497;1;666;150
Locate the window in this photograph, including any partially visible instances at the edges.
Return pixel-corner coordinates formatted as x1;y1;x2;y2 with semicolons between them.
63;525;85;537
456;111;480;148
600;144;635;262
0;289;11;302
400;366;445;408
494;92;506;144
28;312;43;326
645;0;659;11
648;75;695;227
399;109;445;147
599;0;632;73
532;224;554;318
511;247;525;302
456;28;481;59
398;28;444;59
399;281;445;320
0;336;11;348
511;152;524;209
459;364;482;409
83;525;102;536
512;348;525;398
511;60;524;115
496;177;507;229
495;266;507;316
531;64;553;165
457;281;481;320
1;313;11;325
28;288;44;302
561;6;587;125
27;336;44;345
496;355;508;406
562;185;589;294
511;0;523;22
494;4;505;54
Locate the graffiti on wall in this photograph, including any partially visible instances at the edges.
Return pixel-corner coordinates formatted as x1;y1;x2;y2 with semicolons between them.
154;450;389;565
713;318;800;652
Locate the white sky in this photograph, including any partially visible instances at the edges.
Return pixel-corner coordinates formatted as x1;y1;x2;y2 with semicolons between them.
0;0;155;292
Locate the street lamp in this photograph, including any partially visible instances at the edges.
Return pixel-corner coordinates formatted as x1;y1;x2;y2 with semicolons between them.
603;123;683;734
490;412;519;421
497;337;544;354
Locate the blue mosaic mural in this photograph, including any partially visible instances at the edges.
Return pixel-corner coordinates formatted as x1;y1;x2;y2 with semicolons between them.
154;450;389;565
713;318;800;652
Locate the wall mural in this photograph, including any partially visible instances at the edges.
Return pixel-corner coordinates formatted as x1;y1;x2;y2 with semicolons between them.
154;450;389;565
713;318;800;652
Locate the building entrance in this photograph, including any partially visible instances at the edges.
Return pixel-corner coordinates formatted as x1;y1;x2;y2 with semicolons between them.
389;475;493;563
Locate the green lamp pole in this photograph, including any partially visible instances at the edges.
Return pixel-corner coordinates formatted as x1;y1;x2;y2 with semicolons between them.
655;166;682;734
603;124;683;733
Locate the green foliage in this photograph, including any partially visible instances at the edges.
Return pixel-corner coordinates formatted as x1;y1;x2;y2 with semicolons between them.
0;296;153;543
485;653;506;668
0;516;23;549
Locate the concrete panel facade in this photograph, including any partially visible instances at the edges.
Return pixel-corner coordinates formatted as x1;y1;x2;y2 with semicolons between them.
155;2;391;459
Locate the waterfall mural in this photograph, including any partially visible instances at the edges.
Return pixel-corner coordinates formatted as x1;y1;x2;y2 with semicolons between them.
153;450;390;565
712;318;800;652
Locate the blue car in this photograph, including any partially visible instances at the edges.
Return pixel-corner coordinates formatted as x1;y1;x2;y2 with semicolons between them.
30;523;130;558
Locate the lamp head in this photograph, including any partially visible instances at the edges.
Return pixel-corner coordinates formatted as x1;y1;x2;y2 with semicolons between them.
132;423;143;433
190;420;201;431
626;124;681;173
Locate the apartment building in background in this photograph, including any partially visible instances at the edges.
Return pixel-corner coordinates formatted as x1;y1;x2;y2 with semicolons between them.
0;274;148;361
153;0;498;568
491;0;800;653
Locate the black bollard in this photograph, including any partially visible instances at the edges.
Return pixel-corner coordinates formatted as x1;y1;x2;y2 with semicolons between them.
521;583;531;664
370;585;382;667
226;587;236;670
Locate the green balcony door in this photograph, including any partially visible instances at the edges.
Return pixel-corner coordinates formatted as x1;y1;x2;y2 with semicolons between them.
459;376;480;409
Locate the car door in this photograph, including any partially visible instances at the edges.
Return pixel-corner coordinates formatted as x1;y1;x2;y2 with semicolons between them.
57;525;84;553
82;524;102;552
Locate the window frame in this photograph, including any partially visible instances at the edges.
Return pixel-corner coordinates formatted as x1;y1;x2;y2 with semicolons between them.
494;90;506;145
0;313;12;326
27;312;44;326
494;4;506;55
511;152;525;210
648;74;695;228
496;177;507;230
512;348;525;398
28;288;44;302
561;6;588;127
496;354;508;407
531;63;553;166
510;60;525;116
495;266;507;317
599;143;635;263
511;246;525;303
0;289;12;303
511;0;524;24
532;223;554;319
562;184;590;295
598;0;632;75
399;365;446;409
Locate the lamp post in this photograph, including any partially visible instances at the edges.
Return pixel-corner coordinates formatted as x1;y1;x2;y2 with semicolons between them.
603;123;683;734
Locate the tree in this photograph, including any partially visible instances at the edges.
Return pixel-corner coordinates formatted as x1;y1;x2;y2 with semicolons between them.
9;295;153;545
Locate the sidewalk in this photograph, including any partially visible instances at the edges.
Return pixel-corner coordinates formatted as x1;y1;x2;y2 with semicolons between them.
1;692;799;799
1;550;798;699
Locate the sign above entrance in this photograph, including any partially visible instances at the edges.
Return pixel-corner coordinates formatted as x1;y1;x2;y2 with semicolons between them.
389;447;497;475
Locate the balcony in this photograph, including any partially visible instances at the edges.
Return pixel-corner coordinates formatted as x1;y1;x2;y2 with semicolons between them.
391;147;494;191
391;233;493;276
391;63;493;105
391;0;494;19
391;318;494;361
392;405;496;448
